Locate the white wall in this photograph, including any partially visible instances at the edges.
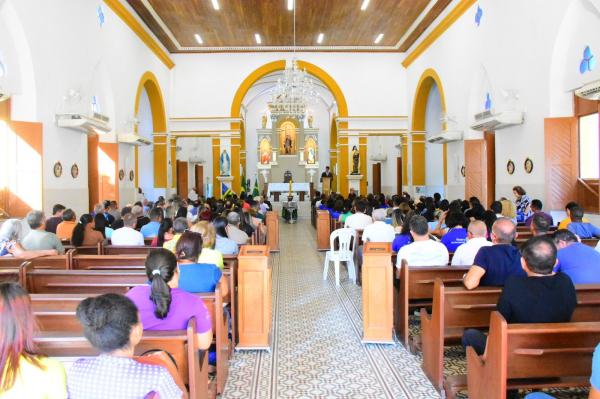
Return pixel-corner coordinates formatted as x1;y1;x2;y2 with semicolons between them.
171;52;407;192
0;0;171;216
405;0;600;207
424;83;444;196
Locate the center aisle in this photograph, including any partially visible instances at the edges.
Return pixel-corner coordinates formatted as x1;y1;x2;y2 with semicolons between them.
222;218;440;399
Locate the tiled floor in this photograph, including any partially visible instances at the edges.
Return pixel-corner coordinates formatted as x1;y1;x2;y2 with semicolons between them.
222;218;440;399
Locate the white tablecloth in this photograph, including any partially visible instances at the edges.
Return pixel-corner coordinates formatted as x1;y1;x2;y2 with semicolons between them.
267;182;310;197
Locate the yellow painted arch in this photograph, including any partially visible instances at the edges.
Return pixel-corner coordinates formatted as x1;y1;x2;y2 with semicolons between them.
134;71;168;188
410;68;448;186
228;60;351;194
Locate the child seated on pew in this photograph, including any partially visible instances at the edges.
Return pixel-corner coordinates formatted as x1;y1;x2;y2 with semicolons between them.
175;231;228;295
462;236;577;355
68;293;184;399
0;282;67;399
126;248;213;349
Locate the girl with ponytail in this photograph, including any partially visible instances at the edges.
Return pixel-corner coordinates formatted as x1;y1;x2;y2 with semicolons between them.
126;248;213;349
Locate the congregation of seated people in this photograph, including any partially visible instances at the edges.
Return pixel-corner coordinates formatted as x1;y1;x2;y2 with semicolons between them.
316;185;600;398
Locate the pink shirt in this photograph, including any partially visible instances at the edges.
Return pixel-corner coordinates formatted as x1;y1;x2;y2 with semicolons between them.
126;286;212;332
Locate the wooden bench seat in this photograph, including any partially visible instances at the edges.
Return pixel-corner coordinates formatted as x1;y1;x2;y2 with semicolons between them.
465;311;600;399
35;317;209;399
394;259;469;347
419;280;600;396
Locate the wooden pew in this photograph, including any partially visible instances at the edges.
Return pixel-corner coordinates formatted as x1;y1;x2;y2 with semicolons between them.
421;281;600;396
0;268;21;284
266;211;279;252
31;288;231;395
23;267;148;294
0;253;70;269
393;259;469;347
466;311;600;399
70;255;147;270
103;245;155;255
35;318;209;399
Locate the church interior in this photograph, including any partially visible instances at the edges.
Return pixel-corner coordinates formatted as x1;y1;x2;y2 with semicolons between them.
1;0;600;398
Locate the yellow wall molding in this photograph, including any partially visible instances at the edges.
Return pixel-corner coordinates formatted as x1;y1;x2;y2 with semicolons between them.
103;0;175;69
410;68;448;186
402;0;476;68
134;71;168;188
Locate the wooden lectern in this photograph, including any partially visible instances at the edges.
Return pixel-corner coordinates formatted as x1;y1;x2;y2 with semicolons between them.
322;176;332;195
362;242;394;343
237;245;272;350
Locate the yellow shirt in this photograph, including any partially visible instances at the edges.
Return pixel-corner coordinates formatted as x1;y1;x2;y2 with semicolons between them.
1;356;67;399
163;234;182;254
198;247;224;270
558;217;589;230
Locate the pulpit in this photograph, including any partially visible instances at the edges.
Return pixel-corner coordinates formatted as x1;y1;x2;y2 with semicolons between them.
322;176;332;195
237;245;272;350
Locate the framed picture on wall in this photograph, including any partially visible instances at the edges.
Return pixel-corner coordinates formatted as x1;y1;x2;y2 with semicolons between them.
460;165;466;178
129;170;135;181
524;158;534;174
507;160;515;175
119;169;125;181
70;163;79;179
53;162;63;178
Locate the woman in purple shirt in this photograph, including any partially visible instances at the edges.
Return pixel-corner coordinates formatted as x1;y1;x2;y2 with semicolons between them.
126;248;213;350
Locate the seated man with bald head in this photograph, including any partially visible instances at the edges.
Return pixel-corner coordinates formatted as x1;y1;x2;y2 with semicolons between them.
463;236;576;355
463;217;526;289
451;220;492;266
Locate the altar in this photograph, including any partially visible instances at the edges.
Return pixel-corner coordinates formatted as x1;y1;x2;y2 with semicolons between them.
268;182;310;201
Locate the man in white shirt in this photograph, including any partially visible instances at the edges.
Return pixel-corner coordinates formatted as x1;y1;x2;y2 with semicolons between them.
110;213;144;246
396;215;449;268
362;209;395;243
344;200;373;231
451;220;492;266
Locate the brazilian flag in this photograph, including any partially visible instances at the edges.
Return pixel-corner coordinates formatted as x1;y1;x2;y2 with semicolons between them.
252;178;260;197
240;173;247;195
222;183;234;198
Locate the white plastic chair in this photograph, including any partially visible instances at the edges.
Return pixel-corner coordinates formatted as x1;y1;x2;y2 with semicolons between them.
322;228;357;286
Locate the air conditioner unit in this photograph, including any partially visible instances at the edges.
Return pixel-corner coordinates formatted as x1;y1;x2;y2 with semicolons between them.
427;130;463;144
118;133;151;146
369;153;388;162
574;79;600;101
470;109;524;131
55;112;111;134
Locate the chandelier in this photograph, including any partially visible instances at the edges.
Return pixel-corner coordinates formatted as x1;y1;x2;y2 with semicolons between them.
268;0;316;120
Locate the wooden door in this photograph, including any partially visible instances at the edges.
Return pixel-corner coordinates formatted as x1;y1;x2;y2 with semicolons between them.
195;164;204;197
177;161;188;197
544;117;578;210
372;163;381;195
88;135;99;211
464;133;495;206
397;157;402;195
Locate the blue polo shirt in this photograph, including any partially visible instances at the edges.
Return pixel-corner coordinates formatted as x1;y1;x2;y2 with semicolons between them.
179;263;222;293
592;344;600;391
555;242;600;284
392;233;412;252
440;228;468;252
567;222;600;239
473;244;526;286
140;221;161;238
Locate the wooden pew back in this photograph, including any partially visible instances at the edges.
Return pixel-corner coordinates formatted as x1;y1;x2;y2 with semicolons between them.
467;311;600;399
0;254;69;269
103;245;154;255
71;255;147;270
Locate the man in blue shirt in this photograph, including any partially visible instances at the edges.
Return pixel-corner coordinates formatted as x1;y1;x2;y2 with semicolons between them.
140;207;163;238
567;206;600;239
553;229;600;284
463;218;526;289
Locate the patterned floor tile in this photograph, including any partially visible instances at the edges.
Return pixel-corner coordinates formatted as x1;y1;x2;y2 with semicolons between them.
222;218;440;399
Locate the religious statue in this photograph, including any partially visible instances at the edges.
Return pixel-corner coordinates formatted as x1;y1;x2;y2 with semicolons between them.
220;149;230;176
351;145;360;174
284;134;293;155
261;114;268;129
307;147;315;164
307;114;314;128
260;149;271;165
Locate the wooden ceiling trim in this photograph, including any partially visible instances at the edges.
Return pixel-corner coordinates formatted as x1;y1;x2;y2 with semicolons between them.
402;0;476;68
398;0;453;52
125;0;451;53
103;0;175;68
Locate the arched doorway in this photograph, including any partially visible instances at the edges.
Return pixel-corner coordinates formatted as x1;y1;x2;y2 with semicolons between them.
134;71;167;197
411;68;448;191
229;60;350;194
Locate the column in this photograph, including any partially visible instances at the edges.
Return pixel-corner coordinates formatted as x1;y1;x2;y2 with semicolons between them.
170;137;177;189
153;133;168;188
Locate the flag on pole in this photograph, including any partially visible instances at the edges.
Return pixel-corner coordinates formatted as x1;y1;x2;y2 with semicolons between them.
240;173;247;195
252;178;260;197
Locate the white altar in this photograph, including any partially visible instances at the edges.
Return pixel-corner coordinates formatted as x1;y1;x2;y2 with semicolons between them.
267;182;310;197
